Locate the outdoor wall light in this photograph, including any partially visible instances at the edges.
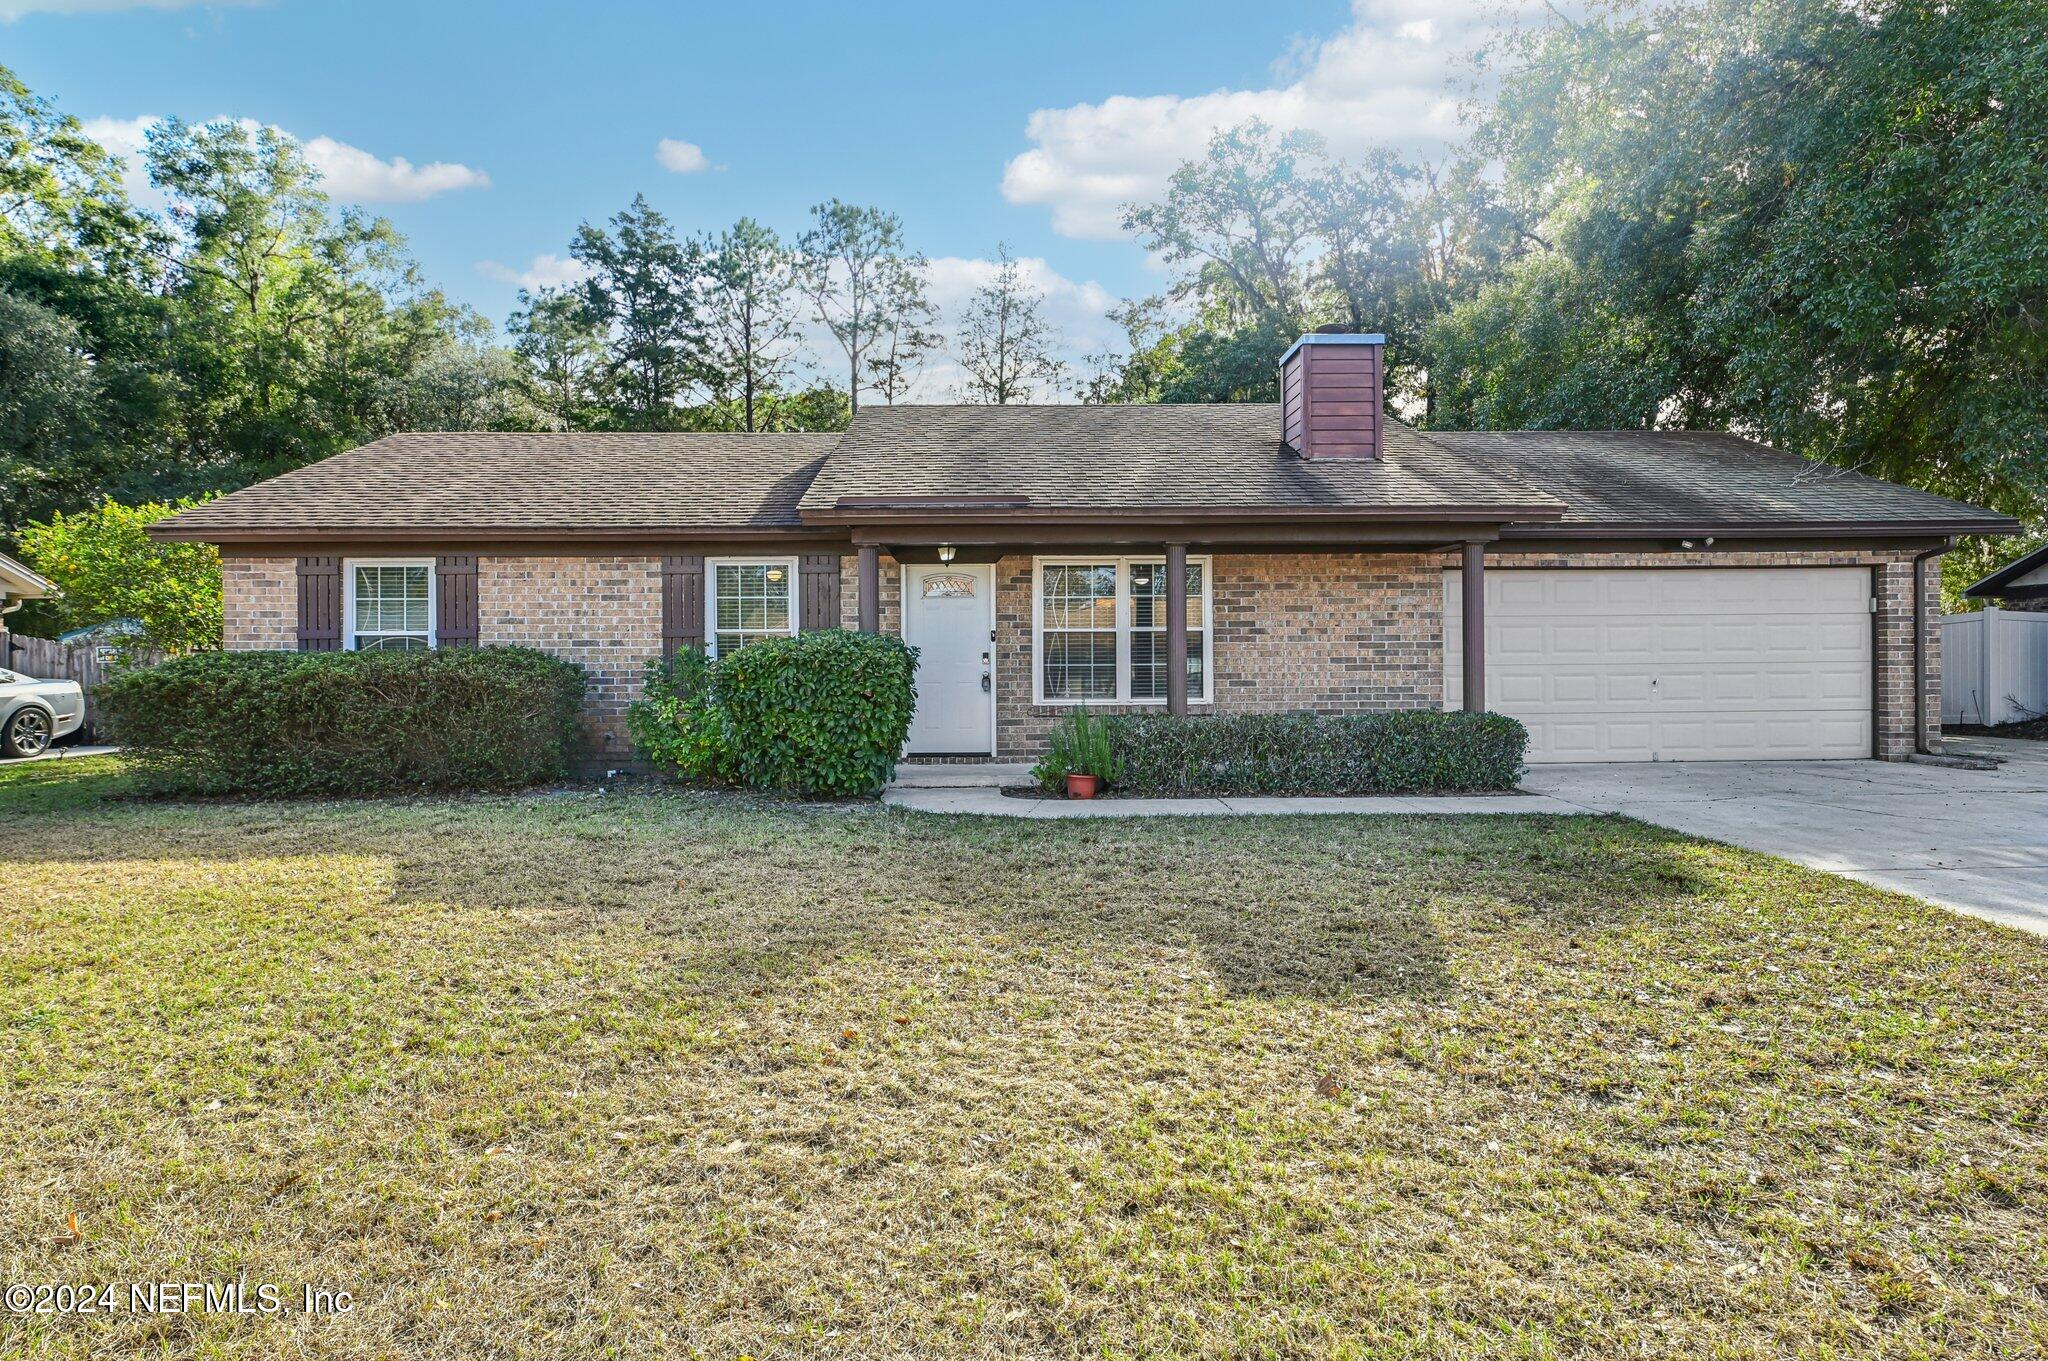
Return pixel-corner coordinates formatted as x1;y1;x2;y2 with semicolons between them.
938;544;957;563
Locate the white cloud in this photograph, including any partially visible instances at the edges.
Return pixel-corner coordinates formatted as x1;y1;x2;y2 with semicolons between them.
0;0;261;19
476;253;593;292
81;113;488;208
655;138;718;174
1001;0;1565;239
80;114;164;209
300;135;488;202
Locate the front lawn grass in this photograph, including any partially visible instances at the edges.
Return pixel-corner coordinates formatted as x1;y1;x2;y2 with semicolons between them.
2;756;2042;1358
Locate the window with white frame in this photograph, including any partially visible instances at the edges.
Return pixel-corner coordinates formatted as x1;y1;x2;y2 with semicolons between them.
708;558;797;657
1034;557;1210;704
347;561;433;651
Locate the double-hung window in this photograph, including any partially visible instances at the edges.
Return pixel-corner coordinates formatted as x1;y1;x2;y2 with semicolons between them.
346;561;434;651
1034;557;1210;704
707;558;798;658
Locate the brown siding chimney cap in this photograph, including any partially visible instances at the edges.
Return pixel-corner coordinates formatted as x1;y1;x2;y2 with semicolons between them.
1279;331;1386;368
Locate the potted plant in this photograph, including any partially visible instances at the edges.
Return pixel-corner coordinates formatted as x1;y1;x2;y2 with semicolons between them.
1035;708;1122;799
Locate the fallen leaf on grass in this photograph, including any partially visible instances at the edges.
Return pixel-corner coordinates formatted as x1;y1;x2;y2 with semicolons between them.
52;1212;81;1247
1315;1073;1342;1099
267;1172;303;1199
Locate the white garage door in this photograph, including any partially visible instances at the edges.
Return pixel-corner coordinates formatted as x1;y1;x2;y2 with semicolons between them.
1443;567;1873;763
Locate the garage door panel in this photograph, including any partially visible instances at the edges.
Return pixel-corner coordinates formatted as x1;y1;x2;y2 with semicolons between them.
1445;567;1872;762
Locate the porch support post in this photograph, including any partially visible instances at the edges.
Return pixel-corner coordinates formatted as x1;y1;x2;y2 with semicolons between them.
1461;539;1486;712
857;544;880;634
1165;542;1190;717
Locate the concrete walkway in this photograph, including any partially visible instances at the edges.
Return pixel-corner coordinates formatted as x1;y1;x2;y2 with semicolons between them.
884;741;2048;937
883;764;1583;818
0;743;118;766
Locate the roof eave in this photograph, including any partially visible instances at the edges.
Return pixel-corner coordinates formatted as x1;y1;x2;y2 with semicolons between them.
1964;542;2048;597
0;552;55;598
146;523;822;545
1500;516;2020;540
800;502;1568;527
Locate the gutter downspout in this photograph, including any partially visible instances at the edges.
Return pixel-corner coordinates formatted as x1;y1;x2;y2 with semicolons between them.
0;600;21;670
1911;540;1951;755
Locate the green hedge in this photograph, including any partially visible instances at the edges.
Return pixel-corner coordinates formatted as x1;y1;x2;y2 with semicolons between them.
98;646;586;796
627;647;739;785
630;630;918;798
1102;710;1528;795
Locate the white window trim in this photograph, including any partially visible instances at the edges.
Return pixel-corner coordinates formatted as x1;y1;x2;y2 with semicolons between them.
342;557;436;652
1031;555;1212;706
705;556;800;659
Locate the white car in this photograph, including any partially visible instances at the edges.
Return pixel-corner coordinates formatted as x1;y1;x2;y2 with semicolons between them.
0;668;85;758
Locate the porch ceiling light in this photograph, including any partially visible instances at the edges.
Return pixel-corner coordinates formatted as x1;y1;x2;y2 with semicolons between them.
937;544;957;563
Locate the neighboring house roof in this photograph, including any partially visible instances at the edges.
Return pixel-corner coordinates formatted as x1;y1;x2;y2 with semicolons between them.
0;551;54;599
147;411;2020;543
151;432;840;540
57;618;143;645
1965;542;2048;599
796;405;1565;522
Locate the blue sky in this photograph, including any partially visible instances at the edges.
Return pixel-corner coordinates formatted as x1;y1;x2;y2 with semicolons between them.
6;0;1517;393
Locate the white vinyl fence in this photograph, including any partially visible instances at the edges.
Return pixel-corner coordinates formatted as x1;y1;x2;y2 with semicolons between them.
1941;606;2048;726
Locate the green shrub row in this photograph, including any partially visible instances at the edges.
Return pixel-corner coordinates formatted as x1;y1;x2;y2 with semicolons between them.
1088;709;1528;795
98;647;586;796
630;630;918;798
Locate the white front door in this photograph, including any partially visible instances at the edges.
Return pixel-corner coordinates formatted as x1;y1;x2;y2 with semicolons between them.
903;563;995;754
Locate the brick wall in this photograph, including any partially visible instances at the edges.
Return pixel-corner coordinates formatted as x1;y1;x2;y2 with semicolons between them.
838;553;903;636
222;556;297;650
477;555;663;763
220;544;1946;769
994;552;1444;757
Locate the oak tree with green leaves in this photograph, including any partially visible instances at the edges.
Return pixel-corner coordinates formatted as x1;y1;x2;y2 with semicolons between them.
17;498;223;657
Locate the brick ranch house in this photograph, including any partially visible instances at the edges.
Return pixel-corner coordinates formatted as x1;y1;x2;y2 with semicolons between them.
152;332;2017;769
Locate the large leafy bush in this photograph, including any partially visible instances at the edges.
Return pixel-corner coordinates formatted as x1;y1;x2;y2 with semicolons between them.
630;630;917;797
626;648;738;784
98;646;585;795
1105;710;1527;796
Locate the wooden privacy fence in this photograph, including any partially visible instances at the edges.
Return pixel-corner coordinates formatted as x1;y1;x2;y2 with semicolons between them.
1;632;162;735
1940;606;2048;727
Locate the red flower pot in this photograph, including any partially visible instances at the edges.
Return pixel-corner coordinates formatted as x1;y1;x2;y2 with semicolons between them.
1065;772;1102;800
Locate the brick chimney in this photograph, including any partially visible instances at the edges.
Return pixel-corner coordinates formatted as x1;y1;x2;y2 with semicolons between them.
1280;328;1385;459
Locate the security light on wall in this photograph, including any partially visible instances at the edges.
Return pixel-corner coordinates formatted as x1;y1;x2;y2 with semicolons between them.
937;544;956;563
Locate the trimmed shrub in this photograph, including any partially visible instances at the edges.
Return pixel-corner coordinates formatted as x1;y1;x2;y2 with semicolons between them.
98;646;585;796
1104;710;1528;796
626;648;739;784
692;630;917;797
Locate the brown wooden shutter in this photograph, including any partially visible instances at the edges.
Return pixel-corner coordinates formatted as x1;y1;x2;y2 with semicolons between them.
799;553;841;633
661;553;705;657
435;555;478;646
295;555;342;651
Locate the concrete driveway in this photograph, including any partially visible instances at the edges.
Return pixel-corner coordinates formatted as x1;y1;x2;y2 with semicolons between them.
1524;737;2048;937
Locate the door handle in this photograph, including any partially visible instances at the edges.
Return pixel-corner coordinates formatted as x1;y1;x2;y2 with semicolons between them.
982;672;992;693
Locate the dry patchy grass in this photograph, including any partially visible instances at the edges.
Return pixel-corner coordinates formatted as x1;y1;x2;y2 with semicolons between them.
1;756;2044;1358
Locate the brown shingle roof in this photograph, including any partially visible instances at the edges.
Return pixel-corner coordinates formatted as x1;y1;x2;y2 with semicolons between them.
797;404;1563;518
154;432;837;538
152;413;2018;543
1426;429;2016;532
